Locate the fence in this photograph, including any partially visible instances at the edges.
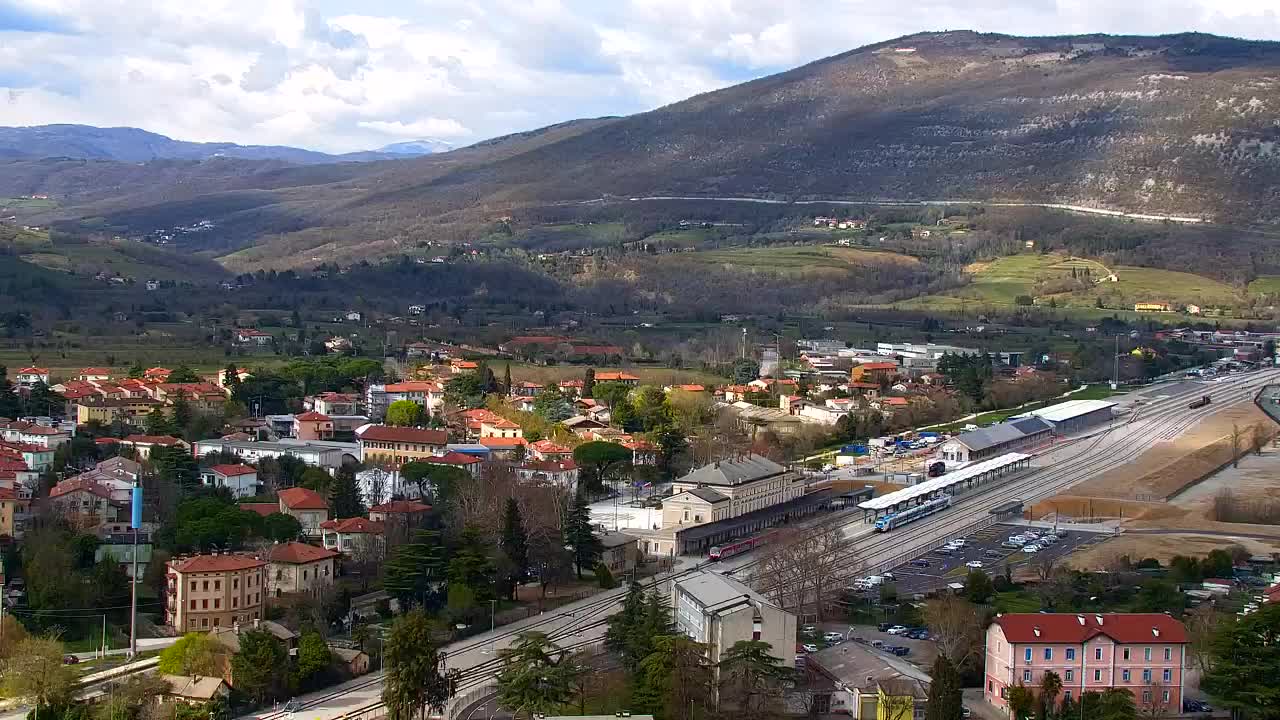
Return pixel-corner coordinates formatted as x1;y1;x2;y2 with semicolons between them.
443;682;497;720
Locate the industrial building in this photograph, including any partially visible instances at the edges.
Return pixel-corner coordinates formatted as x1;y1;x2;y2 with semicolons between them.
938;417;1053;464
1019;399;1116;434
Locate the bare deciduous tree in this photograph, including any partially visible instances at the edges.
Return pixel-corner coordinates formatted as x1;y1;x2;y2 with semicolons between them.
756;525;859;620
1230;423;1243;468
924;596;982;665
1184;605;1223;674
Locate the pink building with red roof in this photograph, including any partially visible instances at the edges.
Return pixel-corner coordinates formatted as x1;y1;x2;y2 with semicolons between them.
985;613;1188;714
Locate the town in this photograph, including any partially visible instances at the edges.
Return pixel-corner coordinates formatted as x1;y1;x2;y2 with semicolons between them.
0;323;1277;720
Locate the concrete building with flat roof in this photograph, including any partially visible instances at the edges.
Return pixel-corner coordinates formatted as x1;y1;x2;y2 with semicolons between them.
673;570;796;682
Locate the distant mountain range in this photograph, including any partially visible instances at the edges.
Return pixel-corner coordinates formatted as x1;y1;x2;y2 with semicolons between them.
4;31;1280;272
0;124;455;164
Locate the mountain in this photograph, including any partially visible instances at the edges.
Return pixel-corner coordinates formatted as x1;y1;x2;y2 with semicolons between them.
8;32;1280;270
375;139;456;156
0;124;442;164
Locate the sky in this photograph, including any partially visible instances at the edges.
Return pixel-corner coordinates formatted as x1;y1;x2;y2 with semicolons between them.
2;0;1280;154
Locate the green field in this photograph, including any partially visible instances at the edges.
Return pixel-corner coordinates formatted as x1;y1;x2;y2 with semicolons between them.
2;225;227;282
1;196;57;212
1248;275;1280;296
687;245;919;273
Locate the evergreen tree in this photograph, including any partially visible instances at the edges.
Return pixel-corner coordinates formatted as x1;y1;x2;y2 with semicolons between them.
717;640;790;718
582;367;595;398
495;632;580;718
605;580;647;669
633;635;714;720
223;364;242;394
447;528;497;603
23;381;60;418
0;367;20;419
384;529;449;609
144;408;175;437
171;397;193;438
127;361;145;379
925;655;964;720
382;609;458;720
562;491;602;578
499;499;529;601
230;629;288;704
330;462;366;518
503;363;513;396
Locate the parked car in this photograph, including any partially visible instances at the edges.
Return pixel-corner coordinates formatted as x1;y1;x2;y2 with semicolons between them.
802;644;819;653
1055;529;1068;538
891;646;911;656
910;559;931;568
823;632;845;643
962;707;972;718
886;625;909;636
908;629;931;640
949;539;967;548
984;549;1004;557
1022;544;1041;554
802;624;818;634
870;640;885;649
935;548;953;556
877;622;894;632
966;560;984;569
1001;541;1021;549
62;655;79;665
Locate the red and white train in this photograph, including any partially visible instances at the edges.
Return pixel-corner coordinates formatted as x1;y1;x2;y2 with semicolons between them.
708;531;777;561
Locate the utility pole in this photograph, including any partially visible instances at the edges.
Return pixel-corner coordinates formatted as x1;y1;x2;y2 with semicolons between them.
1111;334;1120;390
129;481;142;658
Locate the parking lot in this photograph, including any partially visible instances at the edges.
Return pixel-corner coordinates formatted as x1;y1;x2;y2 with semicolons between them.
867;524;1111;596
798;621;938;669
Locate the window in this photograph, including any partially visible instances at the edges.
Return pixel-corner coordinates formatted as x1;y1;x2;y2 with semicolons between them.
232;597;238;608
1163;669;1171;683
1123;648;1131;661
214;580;221;591
189;599;196;609
1095;647;1103;661
190;581;196;590
1144;647;1151;661
1066;648;1076;661
988;681;993;692
1063;691;1072;702
1142;669;1151;683
1164;647;1172;661
1093;670;1101;683
1023;670;1031;683
213;617;220;627
1162;690;1170;704
201;618;208;628
1141;691;1151;705
1044;648;1053;661
202;580;209;591
1025;648;1033;663
201;599;208;609
213;598;220;609
233;578;239;589
1065;670;1074;683
1122;670;1130;683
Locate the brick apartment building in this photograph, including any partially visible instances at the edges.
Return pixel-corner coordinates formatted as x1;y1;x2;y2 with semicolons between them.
984;613;1188;715
165;553;268;632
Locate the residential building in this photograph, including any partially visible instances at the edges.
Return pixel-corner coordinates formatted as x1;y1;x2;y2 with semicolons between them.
515;460;579;490
1134;302;1174;313
308;392;362;416
806;635;933;719
321;517;385;555
479;417;523;439
478;436;526;458
74;396;163;427
0;441;53;471
331;647;371;676
663;454;805;529
594;371;639;386
449;359;478;374
199;464;260;498
381;381;445;416
672;571;796;680
293;411;335;441
0;486;31;538
357;424;448;465
79;368;113;382
563;415;609;436
120;434;189;459
368;500;432;523
850;361;899;384
49;478;124;526
266;542;339;597
165;554;268;632
159;675;230;706
235;329;274;345
528;439;573;461
938;417;1053;464
511;381;544;399
2;422;71;450
424;450;484;477
984;613;1188;714
598;530;639;576
192;438;359;470
277;487;330;537
14;367;49;388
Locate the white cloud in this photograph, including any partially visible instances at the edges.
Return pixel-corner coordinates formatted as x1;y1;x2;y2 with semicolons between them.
1;0;1280;152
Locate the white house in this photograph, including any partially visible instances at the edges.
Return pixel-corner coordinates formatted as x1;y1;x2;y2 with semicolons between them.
199;464;261;498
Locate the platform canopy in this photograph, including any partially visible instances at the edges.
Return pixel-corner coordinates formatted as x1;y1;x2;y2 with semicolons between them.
857;452;1030;511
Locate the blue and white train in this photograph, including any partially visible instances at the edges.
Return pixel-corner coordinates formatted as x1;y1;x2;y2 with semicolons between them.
873;494;952;532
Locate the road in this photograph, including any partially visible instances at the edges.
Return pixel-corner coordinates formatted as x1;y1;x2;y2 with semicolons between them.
238;370;1278;720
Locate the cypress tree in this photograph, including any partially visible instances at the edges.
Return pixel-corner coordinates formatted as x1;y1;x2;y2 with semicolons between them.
499;498;529;600
925;654;964;720
330;462;366;518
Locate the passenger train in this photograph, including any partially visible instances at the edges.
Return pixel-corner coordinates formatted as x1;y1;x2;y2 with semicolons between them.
873;494;952;532
708;531;777;561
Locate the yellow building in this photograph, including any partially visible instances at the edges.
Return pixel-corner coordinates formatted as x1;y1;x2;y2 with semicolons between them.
0;487;31;538
1134;302;1173;312
876;678;927;720
75;398;162;427
355;424;448;465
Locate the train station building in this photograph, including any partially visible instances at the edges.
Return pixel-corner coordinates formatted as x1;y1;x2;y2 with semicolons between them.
856;452;1032;523
1017;399;1116;434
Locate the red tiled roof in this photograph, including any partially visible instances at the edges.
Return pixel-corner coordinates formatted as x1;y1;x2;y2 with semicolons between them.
95;437;120;445
479;436;526;449
294;411;331;422
357;425;448;445
529;440;571;454
427;451;483;466
848;382;881;389
483;417;521;429
49;477;114;500
993;613;1187;645
80;367;113;375
278;487;328;510
20;426;62;436
369;500;432;514
208;464;256;477
321;517;384;534
856;361;899;370
595;371;639;381
17;367;48;375
122;434;184;446
570;345;623;356
239;503;278;517
880;397;910;406
170;554;266;573
451;360;478;369
673;384;706;392
383;381;442;392
61;388;101;400
267;541;339;564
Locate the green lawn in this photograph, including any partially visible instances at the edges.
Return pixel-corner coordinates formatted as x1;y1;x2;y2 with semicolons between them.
993;591;1042;613
687;245;919;274
1248;275;1280;296
1;196;58;211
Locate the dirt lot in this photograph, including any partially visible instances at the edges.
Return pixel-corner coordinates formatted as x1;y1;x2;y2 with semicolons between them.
1064;532;1280;570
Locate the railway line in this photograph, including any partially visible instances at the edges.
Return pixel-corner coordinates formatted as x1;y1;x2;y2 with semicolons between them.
242;371;1277;720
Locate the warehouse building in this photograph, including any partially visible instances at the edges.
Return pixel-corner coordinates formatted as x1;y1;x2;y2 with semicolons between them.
1019;399;1116;434
938;417;1053;464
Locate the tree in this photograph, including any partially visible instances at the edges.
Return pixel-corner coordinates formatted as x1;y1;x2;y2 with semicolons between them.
1201;603;1280;718
1;637;77;711
382;609;458;720
171;396;193;437
401;461;470;505
532;388;573;422
499;498;530;601
633;635;714;720
384;530;448;609
925;654;963;720
572;441;633;496
503;363;513;396
966;569;994;604
650;424;687;478
1038;670;1063;719
230;629;288;704
167;365;201;383
594;563;617;589
330;462;365;518
158;633;227;676
1006;684;1036;720
386;400;424;427
223;363;243;395
591;381;631;409
444;374;485;408
757;525;858;620
295;632;331;687
732;358;760;383
0;367;20;419
262;512;303;542
924;597;982;666
582;367;595;398
563;492;602;578
447;528;497;603
1184;605;1223;674
145;408;176;436
495;632;581;719
605;580;649;670
717;640;790;719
